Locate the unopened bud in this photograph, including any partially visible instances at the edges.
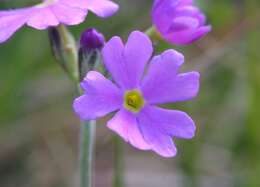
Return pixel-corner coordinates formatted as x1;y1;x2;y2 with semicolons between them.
80;28;105;52
48;25;78;82
78;28;106;81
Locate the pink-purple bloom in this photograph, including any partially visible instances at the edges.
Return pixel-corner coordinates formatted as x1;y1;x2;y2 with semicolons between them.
152;0;211;45
0;0;118;43
73;31;199;157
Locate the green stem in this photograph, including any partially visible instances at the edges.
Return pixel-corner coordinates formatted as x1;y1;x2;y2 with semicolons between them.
145;26;156;36
144;26;162;43
113;136;124;187
77;68;97;187
80;120;96;187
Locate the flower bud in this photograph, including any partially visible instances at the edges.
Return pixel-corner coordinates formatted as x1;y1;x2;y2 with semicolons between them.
78;28;106;81
48;26;78;81
80;28;105;52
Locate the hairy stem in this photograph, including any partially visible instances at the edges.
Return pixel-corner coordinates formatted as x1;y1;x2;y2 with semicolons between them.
113;136;124;187
80;120;96;187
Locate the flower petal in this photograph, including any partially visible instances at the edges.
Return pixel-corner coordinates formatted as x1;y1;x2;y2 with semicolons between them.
152;0;180;34
137;106;178;157
179;0;193;6
51;3;87;25
123;31;153;88
73;71;122;120
169;16;199;32
175;6;206;25
0;9;29;43
166;25;212;45
101;36;126;88
27;7;59;29
140;105;196;139
142;49;199;104
107;109;150;150
86;0;119;17
59;0;88;7
102;31;152;89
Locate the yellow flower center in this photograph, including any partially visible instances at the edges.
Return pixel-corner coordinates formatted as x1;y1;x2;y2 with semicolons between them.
124;90;145;113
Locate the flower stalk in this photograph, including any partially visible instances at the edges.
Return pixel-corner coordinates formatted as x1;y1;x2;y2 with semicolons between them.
113;136;124;187
80;120;96;187
77;28;106;187
145;26;163;44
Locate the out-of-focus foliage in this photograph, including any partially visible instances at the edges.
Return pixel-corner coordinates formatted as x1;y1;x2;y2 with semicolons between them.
0;0;260;187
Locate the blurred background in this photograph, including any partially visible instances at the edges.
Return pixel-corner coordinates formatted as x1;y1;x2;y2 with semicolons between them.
0;0;260;187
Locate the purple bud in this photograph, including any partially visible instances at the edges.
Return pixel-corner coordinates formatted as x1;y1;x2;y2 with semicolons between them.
78;28;106;81
80;28;105;52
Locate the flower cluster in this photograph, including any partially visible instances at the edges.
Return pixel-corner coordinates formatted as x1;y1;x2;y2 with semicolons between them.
0;0;211;157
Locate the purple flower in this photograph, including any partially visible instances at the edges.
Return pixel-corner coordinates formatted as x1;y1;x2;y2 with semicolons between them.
80;28;105;52
152;0;211;45
0;0;118;43
73;31;199;157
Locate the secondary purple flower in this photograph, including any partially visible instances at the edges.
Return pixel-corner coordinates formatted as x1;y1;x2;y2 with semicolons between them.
73;31;199;157
0;0;118;43
152;0;211;45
